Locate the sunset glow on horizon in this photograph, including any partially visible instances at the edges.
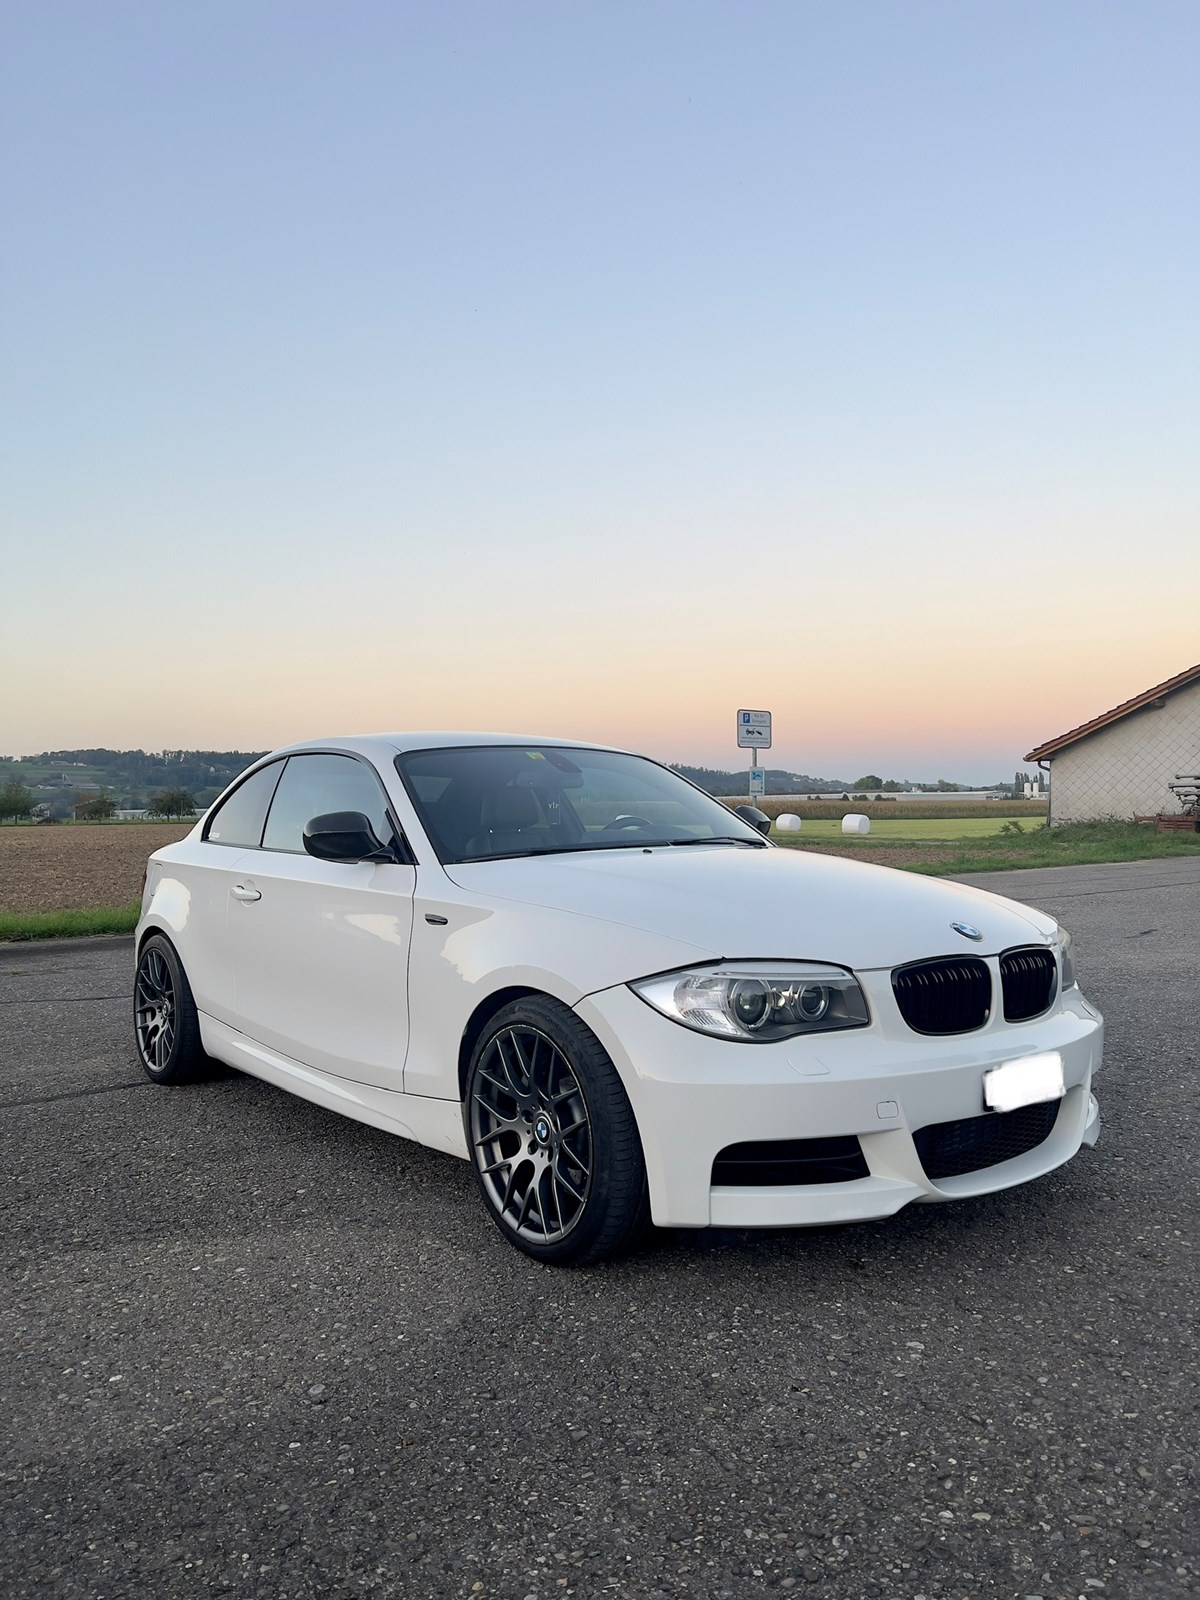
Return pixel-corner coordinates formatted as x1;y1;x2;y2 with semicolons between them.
3;3;1197;781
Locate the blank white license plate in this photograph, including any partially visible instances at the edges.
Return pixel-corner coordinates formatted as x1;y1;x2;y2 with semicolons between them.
983;1051;1065;1113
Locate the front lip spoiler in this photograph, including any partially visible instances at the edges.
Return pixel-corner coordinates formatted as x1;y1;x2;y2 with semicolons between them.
1082;1091;1101;1147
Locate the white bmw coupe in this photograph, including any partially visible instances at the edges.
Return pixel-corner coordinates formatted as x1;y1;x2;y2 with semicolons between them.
135;734;1102;1264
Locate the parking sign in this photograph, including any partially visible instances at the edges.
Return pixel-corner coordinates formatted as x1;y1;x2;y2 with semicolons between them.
737;709;772;749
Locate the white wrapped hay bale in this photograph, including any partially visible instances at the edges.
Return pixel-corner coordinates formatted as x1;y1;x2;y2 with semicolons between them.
775;814;802;833
842;813;871;835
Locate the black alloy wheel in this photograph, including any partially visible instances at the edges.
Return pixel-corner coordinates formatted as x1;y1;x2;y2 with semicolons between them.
465;996;649;1265
134;934;206;1084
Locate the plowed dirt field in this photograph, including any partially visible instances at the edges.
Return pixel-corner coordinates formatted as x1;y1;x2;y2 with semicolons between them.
0;824;192;913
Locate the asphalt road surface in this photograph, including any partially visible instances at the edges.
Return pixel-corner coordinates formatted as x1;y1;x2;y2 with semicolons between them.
3;858;1197;1600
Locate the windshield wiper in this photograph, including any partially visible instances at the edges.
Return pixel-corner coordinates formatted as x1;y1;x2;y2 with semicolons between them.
453;841;665;863
453;835;766;863
666;835;766;848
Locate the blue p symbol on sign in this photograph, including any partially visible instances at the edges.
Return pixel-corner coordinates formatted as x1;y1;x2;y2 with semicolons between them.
742;712;750;723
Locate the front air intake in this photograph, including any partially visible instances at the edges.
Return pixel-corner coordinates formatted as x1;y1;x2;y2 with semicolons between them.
892;956;991;1035
914;1100;1061;1180
712;1137;869;1187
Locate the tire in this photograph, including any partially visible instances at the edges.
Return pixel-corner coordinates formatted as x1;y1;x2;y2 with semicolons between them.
134;933;207;1084
464;996;649;1266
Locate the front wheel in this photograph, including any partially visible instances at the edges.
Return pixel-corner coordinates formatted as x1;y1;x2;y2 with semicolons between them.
465;997;649;1265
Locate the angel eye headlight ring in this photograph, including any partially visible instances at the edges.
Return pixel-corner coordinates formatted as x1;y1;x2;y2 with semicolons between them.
729;978;772;1030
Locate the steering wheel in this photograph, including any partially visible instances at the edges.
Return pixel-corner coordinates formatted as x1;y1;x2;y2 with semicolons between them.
602;814;657;833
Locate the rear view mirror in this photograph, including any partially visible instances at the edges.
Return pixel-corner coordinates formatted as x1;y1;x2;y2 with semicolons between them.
733;805;771;837
303;811;394;863
513;767;585;791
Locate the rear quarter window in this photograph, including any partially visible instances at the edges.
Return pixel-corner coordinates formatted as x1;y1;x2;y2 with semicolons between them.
203;761;285;849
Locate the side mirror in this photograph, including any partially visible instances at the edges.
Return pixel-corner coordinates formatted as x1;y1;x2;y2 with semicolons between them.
303;811;394;863
733;804;771;837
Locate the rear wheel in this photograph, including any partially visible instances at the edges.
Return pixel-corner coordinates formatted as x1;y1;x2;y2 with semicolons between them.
465;996;649;1265
134;934;206;1084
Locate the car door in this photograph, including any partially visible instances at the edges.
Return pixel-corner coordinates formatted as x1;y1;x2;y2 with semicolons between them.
175;758;288;1026
226;751;416;1089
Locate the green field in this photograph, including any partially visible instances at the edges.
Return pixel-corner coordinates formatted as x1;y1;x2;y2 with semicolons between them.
771;816;1034;841
727;797;1048;822
774;818;1200;875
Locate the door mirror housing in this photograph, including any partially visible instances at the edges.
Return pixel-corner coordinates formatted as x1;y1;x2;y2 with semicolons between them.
303;811;395;863
733;804;771;837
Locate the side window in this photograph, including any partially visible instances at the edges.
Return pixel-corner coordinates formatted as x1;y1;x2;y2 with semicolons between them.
262;754;394;855
204;761;285;848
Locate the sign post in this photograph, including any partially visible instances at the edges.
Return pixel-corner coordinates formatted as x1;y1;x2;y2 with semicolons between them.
737;709;772;801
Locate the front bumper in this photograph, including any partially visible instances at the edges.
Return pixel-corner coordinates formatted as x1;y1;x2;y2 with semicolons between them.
574;975;1103;1229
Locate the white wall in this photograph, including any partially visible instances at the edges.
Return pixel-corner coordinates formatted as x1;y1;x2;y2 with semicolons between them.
1048;680;1200;822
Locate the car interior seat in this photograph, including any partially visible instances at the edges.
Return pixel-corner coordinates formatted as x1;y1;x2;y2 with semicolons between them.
464;786;552;856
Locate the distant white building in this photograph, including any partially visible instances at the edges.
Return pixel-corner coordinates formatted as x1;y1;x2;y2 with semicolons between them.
1025;662;1200;823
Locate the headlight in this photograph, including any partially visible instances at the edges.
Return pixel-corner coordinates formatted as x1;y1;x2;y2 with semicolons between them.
1059;929;1078;989
629;962;870;1042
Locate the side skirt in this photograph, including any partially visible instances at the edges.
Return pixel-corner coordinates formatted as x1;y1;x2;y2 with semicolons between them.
199;1014;469;1160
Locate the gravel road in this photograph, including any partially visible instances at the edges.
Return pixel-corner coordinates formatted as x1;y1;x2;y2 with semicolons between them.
2;857;1196;1599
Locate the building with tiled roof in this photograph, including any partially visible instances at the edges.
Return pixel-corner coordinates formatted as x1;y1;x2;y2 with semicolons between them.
1024;662;1200;824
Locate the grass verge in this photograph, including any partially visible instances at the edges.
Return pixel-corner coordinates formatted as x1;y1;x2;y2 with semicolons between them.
775;819;1200;875
0;901;140;942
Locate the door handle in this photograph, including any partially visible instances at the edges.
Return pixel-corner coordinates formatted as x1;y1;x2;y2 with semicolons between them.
231;884;261;902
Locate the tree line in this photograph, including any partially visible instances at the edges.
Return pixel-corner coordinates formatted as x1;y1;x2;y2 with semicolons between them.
0;748;267;817
0;747;265;798
669;764;999;796
0;780;200;823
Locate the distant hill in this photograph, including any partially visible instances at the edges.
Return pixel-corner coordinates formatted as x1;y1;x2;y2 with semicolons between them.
0;749;267;811
668;764;996;796
670;764;852;795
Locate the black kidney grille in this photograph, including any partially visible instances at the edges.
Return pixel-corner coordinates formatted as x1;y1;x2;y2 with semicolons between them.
914;1099;1061;1181
712;1137;868;1187
892;957;991;1034
1000;947;1058;1021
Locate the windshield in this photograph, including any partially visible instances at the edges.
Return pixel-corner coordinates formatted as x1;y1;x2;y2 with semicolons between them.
394;745;767;862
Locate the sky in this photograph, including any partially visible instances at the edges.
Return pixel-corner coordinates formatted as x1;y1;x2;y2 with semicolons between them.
2;1;1197;781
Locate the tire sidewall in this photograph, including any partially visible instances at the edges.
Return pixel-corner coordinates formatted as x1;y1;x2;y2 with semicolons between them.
135;933;190;1082
464;997;644;1265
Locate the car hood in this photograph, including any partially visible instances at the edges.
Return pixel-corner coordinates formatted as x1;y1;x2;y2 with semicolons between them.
445;844;1057;974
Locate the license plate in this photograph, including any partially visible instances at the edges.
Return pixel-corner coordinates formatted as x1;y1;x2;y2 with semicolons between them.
983;1051;1065;1113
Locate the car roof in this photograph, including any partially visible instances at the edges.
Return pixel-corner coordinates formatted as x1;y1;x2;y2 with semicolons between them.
265;731;626;760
